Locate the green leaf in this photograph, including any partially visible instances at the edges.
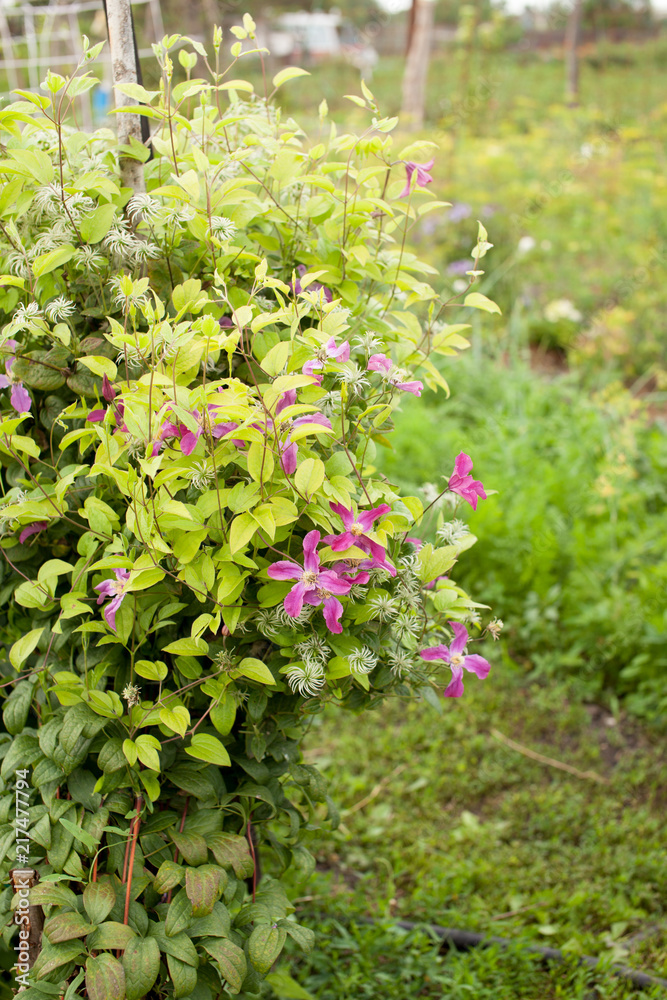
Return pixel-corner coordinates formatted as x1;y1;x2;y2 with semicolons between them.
32;244;75;277
59;816;99;851
159;706;190;737
161;637;208;656
294;457;324;497
248;923;287;974
202;937;247;993
77;355;116;378
272;66;310;89
2;680;34;734
230;511;257;553
235;657;275;685
43;910;94;943
134;659;168;681
166;955;198;999
85;954;126;1000
416;543;458;585
170;830;208;866
80;203;116;244
122;936;160;1000
210;694;236;736
88;920;136;950
148;921;198;966
153;860;184;893
247;441;274;483
135;733;161;771
83;879;117;924
9;627;44;670
208;833;254;878
265;969;315;999
463;291;502;315
184;865;224;916
33;940;86;979
185;733;231;767
165;887;193;936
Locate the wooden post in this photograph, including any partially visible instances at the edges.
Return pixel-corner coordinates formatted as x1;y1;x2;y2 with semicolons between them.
106;0;145;192
565;0;583;107
401;0;435;130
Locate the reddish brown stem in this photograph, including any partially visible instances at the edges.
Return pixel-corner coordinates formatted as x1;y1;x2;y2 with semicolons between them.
123;797;142;926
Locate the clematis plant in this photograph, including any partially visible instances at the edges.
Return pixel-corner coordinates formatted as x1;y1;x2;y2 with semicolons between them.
421;622;491;698
0;28;500;1000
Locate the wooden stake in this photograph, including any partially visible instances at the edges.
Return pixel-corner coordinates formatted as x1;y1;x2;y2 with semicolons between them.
106;0;146;192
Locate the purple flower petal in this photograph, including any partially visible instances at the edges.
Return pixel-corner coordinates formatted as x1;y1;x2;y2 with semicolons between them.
420;645;450;662
444;666;465;697
322;595;344;633
19;521;48;544
367;353;392;375
463;653;491;679
87;409;106;423
448;622;469;658
284;581;307;617
267;560;302;581
11;383;31;414
302;530;321;574
102;375;116;403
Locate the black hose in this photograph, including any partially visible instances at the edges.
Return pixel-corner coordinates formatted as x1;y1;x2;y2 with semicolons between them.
391;919;667;992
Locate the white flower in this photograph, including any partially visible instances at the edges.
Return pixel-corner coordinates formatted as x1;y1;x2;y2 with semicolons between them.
355;330;382;354
437;519;470;545
517;235;536;255
452;279;468;294
188;462;215;490
209;216;237;240
294;635;331;668
544;298;582;324
337;363;369;395
127;193;163;223
12;302;42;331
46;296;75;322
388;649;413;676
367;594;399;622
348;647;378;675
394;611;420;639
73;246;106;272
104;223;136;257
486;618;504;640
285;661;326;697
122;683;141;707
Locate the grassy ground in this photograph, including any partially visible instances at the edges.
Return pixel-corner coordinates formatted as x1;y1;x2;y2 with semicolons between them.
275;672;667;998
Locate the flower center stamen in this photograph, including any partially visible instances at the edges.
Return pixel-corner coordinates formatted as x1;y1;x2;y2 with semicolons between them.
350;523;364;536
302;571;318;587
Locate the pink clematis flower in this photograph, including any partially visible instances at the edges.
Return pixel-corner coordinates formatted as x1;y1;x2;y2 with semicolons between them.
448;452;487;511
19;521;48;544
158;405;230;457
267;530;352;633
324;501;395;576
367;354;423;397
399;159;435;199
303;337;350;384
95;568;131;632
420;622;490;698
0;341;32;414
271;395;331;477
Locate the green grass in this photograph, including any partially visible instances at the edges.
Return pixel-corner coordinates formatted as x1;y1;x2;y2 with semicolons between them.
275;672;667;998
